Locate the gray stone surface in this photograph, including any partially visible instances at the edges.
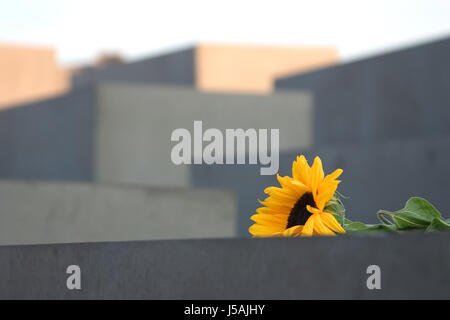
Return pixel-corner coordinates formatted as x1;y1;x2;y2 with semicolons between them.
0;87;95;181
95;84;312;187
0;180;236;245
72;47;195;87
192;135;450;236
275;37;450;146
0;234;449;299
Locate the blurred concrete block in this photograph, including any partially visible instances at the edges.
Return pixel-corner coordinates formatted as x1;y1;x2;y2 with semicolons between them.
1;234;449;299
72;44;337;94
95;84;312;187
0;180;236;245
276;36;450;146
0;86;95;181
0;84;312;187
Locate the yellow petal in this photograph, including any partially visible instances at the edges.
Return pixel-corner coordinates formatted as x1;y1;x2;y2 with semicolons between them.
250;213;288;226
282;225;303;236
256;206;287;215
313;156;325;181
316;183;339;210
313;215;335;236
290;180;309;190
306;205;321;215
318;180;340;195
296;155;311;186
310;156;324;196
264;186;298;201
260;198;296;212
321;211;346;234
301;215;315;236
277;175;309;196
292;159;300;180
323;168;343;183
249;223;283;237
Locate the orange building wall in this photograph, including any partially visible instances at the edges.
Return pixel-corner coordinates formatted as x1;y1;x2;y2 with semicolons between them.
0;44;70;109
195;44;338;94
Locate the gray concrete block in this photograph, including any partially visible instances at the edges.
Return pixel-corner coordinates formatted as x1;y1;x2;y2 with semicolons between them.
0;180;236;245
95;84;312;187
191;159;272;236
275;37;450;146
0;234;449;299
0;87;95;181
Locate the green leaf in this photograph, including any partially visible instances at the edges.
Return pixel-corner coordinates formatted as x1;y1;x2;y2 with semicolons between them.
343;218;354;225
377;197;442;230
325;194;346;226
426;217;450;232
344;221;397;234
327;195;448;235
344;221;367;231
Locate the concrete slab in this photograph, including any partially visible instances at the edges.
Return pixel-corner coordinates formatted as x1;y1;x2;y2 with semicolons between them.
276;37;450;146
0;86;95;181
95;84;312;187
0;234;448;299
0;180;236;245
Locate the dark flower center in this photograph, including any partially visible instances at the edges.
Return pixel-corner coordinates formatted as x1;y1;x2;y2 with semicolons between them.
286;192;316;228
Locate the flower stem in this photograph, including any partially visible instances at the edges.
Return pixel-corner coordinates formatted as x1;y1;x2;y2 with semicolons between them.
377;210;394;225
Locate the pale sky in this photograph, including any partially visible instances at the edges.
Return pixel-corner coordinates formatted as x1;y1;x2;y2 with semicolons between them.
1;0;450;66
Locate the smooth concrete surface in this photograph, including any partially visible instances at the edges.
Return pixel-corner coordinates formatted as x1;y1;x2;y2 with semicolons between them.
192;135;450;236
275;36;450;146
0;86;95;182
95;84;312;187
0;180;236;245
1;234;449;299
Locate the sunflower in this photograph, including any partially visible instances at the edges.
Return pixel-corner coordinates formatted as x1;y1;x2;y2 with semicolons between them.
249;155;346;237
